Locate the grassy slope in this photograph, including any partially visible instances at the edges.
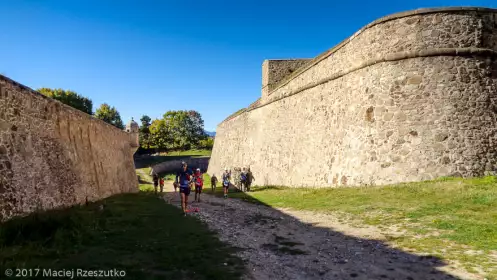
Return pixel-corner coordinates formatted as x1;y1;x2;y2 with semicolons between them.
2;150;238;280
166;149;212;157
220;176;497;278
0;192;244;280
135;149;212;168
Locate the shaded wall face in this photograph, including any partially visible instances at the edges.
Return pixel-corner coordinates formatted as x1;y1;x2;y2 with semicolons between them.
151;157;210;175
0;77;138;221
209;10;497;187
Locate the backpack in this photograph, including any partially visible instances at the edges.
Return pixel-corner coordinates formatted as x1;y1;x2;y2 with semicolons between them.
195;175;203;187
222;173;230;186
240;172;247;182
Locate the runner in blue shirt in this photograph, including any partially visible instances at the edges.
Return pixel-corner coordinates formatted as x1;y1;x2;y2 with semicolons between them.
176;162;193;216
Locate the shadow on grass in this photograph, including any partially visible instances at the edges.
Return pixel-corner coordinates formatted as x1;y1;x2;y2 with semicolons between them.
0;192;245;280
135;155;198;169
137;176;149;184
200;183;463;279
134;149;211;170
246;185;285;192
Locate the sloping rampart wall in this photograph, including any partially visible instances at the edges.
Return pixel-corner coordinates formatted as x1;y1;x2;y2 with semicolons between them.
209;7;497;187
0;75;139;221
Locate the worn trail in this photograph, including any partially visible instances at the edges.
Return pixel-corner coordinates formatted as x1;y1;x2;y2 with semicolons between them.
161;187;476;280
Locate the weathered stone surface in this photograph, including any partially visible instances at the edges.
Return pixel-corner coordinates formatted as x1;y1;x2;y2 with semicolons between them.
0;75;139;221
208;8;497;187
262;59;312;100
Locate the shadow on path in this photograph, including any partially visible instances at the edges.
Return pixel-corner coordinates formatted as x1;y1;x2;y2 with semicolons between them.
163;185;468;280
0;192;245;279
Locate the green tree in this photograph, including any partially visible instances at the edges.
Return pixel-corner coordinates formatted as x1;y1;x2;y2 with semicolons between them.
139;115;152;149
149;119;174;149
184;110;207;148
148;110;207;150
198;137;214;149
163;110;187;149
95;103;124;129
38;88;93;115
140;115;151;127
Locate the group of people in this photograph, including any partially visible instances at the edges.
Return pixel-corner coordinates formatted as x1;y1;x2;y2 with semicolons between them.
210;166;255;198
153;162;255;216
152;173;165;195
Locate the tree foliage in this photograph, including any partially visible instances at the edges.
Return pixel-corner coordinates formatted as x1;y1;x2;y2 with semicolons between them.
149;119;174;149
198;137;214;149
38;88;93;115
146;110;207;150
95;103;124;129
139;115;152;149
140;115;151;127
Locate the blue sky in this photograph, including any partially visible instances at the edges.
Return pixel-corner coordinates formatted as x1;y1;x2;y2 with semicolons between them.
1;0;496;131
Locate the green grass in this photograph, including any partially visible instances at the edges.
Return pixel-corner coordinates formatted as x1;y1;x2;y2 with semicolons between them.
166;149;212;157
0;192;244;280
139;184;155;192
226;176;497;279
135;149;212;168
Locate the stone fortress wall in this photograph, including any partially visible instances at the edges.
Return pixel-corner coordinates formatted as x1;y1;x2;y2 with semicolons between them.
0;75;139;221
208;7;497;187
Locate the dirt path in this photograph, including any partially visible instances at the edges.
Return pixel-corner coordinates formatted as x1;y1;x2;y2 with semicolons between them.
161;187;478;280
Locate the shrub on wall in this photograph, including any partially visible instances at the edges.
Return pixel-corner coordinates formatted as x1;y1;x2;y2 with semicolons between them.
38;88;93;115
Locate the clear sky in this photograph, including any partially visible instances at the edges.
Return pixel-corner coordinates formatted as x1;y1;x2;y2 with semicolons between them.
1;0;496;131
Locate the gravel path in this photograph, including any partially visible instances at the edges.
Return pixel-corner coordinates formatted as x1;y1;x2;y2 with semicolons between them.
162;188;474;280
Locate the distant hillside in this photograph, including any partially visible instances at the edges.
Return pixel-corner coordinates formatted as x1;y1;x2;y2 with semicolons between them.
205;131;216;137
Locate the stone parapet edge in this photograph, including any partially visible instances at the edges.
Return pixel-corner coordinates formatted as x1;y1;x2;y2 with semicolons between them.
0;74;132;136
220;47;497;124
267;6;497;95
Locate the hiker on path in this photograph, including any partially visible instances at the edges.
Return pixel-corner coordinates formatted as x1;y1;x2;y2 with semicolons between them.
152;173;159;194
176;162;193;216
246;167;255;192
159;177;165;195
210;174;218;192
193;168;204;203
240;167;248;192
222;167;231;198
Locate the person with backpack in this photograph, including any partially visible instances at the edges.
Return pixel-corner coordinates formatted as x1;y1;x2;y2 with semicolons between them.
159;177;165;195
240;167;248;192
193;168;204;203
246;167;255;192
152;173;159;194
222;167;231;198
175;162;193;216
210;174;218;192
